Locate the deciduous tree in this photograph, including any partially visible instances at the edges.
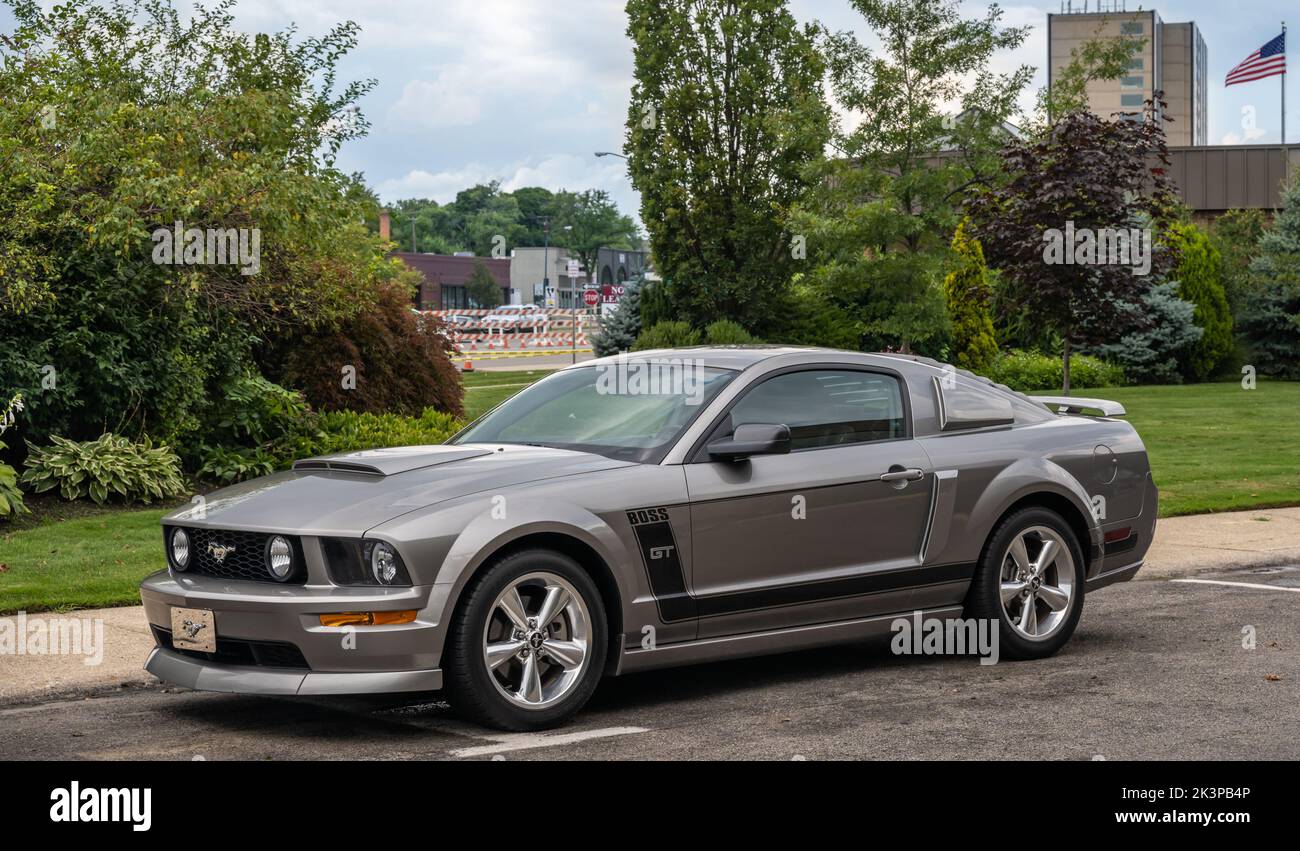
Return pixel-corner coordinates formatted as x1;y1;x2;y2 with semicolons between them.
625;0;830;332
966;101;1179;393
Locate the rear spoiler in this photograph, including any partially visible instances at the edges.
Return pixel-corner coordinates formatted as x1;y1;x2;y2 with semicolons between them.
1029;396;1126;417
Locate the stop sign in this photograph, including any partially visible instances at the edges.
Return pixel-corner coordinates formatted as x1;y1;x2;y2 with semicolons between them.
582;289;600;307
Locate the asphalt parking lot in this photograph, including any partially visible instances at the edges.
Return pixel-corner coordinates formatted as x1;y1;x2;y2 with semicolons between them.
2;565;1295;761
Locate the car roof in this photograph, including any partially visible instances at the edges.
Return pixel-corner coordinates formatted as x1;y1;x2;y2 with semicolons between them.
578;345;883;371
575;347;1045;406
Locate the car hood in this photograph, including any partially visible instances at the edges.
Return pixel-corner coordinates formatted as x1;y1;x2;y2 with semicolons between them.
163;444;634;535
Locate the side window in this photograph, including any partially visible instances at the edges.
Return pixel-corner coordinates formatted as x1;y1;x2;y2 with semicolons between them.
726;370;907;451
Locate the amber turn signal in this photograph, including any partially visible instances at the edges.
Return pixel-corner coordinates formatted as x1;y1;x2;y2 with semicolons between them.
319;610;417;627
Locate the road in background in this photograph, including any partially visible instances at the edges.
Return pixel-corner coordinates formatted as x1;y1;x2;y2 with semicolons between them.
458;350;594;371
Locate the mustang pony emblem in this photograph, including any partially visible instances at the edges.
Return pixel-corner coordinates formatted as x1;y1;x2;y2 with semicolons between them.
181;619;207;639
207;542;236;563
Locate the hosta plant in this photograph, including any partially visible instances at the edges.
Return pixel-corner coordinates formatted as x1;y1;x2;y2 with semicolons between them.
0;393;27;517
21;434;186;505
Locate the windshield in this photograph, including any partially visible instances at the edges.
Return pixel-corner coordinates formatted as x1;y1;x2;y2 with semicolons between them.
451;363;736;463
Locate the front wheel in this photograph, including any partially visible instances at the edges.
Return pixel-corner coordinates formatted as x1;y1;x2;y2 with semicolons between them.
966;507;1086;660
444;549;607;730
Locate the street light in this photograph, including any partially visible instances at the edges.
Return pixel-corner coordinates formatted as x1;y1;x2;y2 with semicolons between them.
593;151;627;160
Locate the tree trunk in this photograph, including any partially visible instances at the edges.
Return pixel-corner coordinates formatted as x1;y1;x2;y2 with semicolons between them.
1061;337;1071;396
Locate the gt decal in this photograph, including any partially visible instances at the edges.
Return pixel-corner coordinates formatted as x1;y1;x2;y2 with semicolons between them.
627;507;695;623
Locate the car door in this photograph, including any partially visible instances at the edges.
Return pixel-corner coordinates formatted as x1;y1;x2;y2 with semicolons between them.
684;367;934;639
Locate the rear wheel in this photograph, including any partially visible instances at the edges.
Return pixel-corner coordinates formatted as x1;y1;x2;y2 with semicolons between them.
444;549;607;730
967;507;1085;660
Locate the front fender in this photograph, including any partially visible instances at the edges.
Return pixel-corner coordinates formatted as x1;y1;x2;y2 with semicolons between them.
369;494;640;660
437;496;637;605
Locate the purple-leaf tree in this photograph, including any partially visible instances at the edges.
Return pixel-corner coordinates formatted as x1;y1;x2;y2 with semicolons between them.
965;96;1179;394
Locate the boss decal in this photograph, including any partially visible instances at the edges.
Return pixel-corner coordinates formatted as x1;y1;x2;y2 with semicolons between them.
626;507;671;525
627;506;695;622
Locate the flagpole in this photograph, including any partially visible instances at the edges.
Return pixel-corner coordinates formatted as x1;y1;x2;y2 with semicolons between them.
1283;22;1288;145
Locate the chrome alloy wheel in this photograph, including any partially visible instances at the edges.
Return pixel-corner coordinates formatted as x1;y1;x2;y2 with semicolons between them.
998;525;1075;640
482;571;591;709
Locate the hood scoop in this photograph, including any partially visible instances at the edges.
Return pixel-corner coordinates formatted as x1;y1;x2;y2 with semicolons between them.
293;445;490;477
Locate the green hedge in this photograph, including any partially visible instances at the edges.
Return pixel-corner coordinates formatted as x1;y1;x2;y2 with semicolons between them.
279;408;464;462
980;350;1126;393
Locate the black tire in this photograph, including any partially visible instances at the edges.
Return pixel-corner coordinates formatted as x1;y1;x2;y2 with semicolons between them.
444;548;607;731
966;507;1086;661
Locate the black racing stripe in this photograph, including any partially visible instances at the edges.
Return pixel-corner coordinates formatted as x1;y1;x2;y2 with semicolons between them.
629;519;696;622
693;562;975;619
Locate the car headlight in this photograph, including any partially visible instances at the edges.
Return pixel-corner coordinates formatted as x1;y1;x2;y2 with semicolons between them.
170;528;190;571
320;537;413;586
266;535;295;582
370;542;401;585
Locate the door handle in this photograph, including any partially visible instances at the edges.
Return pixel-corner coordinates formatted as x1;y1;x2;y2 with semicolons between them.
880;468;924;483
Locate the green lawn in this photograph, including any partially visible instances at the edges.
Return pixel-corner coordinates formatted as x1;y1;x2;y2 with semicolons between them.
0;507;170;614
1;376;1294;614
1079;380;1300;517
462;368;555;421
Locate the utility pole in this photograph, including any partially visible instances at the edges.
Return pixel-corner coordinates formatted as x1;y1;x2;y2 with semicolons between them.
540;217;551;308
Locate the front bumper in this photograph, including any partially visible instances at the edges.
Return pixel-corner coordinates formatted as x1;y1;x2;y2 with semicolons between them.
144;647;441;695
140;569;452;696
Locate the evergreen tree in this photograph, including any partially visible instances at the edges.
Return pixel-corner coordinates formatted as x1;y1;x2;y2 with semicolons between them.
591;278;643;356
943;221;998;371
1240;178;1300;378
1167;221;1232;381
1086;281;1201;384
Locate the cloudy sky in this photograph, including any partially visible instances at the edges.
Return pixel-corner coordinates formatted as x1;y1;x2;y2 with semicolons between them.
4;1;1296;219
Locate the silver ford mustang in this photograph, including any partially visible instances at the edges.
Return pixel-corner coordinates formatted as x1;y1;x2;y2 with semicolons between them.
141;347;1157;729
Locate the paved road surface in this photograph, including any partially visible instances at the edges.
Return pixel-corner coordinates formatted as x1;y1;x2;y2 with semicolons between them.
3;566;1295;760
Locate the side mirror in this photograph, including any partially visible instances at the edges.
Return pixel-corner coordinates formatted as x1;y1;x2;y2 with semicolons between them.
706;423;791;461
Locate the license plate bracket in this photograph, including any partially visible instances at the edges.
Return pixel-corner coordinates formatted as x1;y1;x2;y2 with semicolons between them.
170;606;216;653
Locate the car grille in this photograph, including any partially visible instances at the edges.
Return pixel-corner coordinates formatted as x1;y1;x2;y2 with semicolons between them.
179;527;305;584
152;626;310;670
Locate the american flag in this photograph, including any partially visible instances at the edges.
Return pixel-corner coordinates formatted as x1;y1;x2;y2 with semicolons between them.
1225;33;1286;86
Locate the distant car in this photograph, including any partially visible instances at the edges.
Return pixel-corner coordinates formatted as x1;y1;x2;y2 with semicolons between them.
141;347;1156;730
439;313;484;334
481;304;548;333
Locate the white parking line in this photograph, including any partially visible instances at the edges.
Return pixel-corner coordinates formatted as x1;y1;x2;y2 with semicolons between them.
1171;579;1300;594
449;725;648;758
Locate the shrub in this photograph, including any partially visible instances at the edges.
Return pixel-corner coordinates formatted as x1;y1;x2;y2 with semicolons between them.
703;320;759;345
1167;221;1233;381
1085;281;1202;384
943;222;998;371
767;283;862;349
631;321;702;351
265;277;464;418
22;434;186;505
0;441;25;518
981;350;1126;392
0;394;27;518
279;408;464;461
197;445;278;485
